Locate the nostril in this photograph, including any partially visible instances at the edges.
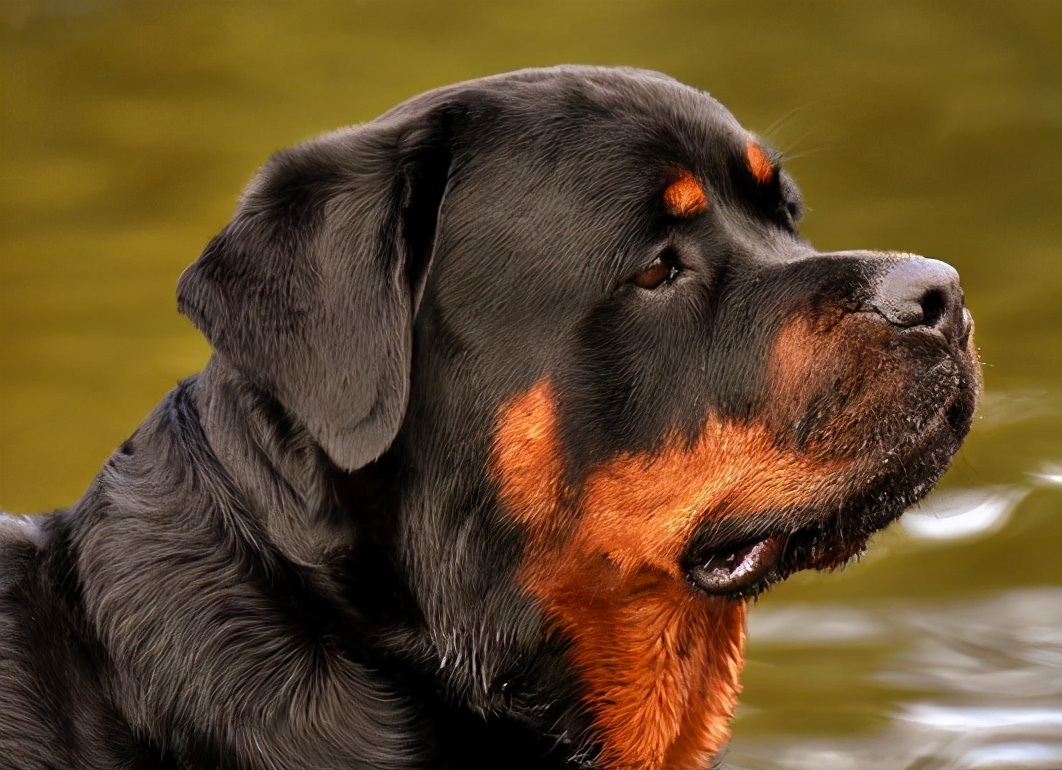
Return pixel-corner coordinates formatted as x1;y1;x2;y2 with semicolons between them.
870;257;963;339
920;288;947;329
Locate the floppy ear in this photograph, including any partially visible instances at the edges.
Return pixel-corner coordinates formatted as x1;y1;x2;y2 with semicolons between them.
178;102;456;471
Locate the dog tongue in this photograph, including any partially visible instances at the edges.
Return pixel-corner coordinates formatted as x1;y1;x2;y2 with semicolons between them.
689;535;785;595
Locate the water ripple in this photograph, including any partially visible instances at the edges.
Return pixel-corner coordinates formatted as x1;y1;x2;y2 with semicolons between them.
729;588;1062;770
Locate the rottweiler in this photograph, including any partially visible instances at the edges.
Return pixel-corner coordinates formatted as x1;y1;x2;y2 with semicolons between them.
0;66;980;770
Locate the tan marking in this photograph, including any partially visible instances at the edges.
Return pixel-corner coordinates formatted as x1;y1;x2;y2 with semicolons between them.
746;140;774;185
492;380;850;770
766;312;901;463
663;170;709;218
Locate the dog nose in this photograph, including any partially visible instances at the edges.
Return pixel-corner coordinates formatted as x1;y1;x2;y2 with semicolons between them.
871;258;967;343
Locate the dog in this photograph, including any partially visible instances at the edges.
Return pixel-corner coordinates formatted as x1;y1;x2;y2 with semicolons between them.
0;66;980;770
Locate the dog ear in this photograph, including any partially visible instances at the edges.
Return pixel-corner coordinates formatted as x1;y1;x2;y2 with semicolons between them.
177;102;457;471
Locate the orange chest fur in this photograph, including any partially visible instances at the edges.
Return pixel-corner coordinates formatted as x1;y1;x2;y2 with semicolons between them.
492;382;757;770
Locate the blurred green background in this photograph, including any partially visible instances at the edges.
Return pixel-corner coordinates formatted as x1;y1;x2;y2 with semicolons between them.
2;1;1060;767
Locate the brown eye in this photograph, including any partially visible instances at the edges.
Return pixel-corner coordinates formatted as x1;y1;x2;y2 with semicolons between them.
632;257;678;290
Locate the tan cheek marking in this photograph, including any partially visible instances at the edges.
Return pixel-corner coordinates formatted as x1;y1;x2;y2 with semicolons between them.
761;314;843;443
491;380;568;538
746;139;774;185
492;380;848;770
767;313;906;464
663;170;709;217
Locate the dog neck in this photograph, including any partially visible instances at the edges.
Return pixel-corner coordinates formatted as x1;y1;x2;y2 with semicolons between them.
194;355;355;566
493;380;749;768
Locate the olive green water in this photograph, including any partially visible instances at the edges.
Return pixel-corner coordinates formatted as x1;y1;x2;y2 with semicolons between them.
1;1;1060;767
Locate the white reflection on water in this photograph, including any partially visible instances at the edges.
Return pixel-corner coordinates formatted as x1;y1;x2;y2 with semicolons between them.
1030;463;1062;487
728;588;1062;770
743;604;889;645
900;704;1062;730
965;744;1062;769
900;486;1028;541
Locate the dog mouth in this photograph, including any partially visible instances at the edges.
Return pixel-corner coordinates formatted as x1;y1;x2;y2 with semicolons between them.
685;534;788;596
683;380;979;600
683;524;849;600
682;512;888;600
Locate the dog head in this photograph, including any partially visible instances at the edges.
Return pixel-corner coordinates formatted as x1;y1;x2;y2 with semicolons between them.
178;66;980;769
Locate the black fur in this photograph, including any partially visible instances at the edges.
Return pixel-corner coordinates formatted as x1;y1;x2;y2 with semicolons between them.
0;67;979;769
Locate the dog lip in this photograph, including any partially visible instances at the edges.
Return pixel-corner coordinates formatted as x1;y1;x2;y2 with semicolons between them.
686;534;786;595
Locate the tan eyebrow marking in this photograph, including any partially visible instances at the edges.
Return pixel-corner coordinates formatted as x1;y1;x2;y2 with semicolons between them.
746;139;774;185
663;169;709;217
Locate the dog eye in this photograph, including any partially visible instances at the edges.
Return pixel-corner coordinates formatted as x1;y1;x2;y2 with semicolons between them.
632;256;679;290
